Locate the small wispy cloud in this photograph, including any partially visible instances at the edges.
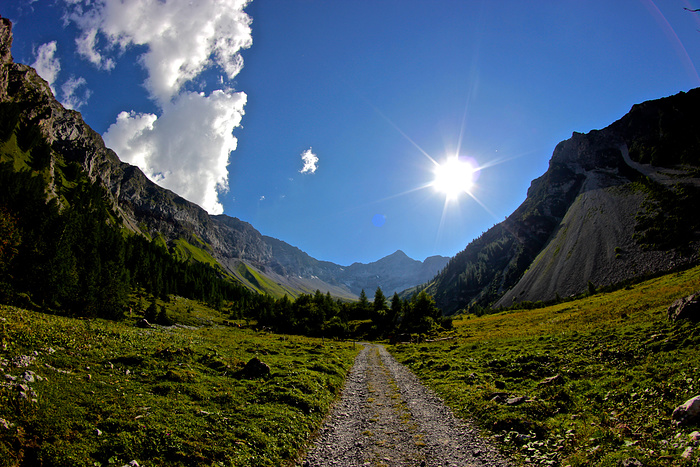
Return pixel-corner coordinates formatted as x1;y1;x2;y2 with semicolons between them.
32;41;60;93
74;28;115;71
32;41;91;110
61;76;91;110
299;147;318;174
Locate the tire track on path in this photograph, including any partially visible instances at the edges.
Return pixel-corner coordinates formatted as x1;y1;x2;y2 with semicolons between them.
301;343;512;467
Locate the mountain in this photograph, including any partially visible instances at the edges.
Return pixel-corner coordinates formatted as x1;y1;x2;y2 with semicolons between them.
420;88;700;313
0;17;444;301
259;237;448;296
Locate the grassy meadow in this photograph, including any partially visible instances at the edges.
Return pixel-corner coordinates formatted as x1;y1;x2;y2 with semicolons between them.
390;265;700;466
0;298;358;466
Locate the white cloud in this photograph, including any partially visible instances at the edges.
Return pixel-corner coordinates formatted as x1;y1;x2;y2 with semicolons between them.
32;41;61;93
61;76;91;110
64;0;253;215
104;90;246;214
299;148;319;174
74;28;115;70
64;0;253;106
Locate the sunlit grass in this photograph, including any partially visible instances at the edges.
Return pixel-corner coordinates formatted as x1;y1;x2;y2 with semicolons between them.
0;302;358;466
390;265;700;466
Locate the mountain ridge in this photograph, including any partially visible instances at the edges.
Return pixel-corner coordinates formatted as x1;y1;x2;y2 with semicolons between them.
0;16;446;300
421;88;700;313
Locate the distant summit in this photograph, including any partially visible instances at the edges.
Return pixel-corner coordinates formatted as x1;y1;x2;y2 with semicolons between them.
337;250;448;296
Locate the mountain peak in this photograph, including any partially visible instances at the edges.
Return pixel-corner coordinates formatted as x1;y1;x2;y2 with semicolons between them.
388;249;409;259
0;16;12;66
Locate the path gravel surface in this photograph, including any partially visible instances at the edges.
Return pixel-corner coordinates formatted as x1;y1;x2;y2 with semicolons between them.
300;343;512;467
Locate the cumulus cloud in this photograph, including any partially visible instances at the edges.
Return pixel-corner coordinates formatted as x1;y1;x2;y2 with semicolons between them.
299;148;319;174
61;76;92;110
64;0;253;214
104;90;246;214
64;0;253;106
32;41;61;93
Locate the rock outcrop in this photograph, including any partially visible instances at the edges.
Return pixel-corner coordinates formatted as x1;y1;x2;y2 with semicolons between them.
667;293;700;322
424;88;700;313
672;395;700;425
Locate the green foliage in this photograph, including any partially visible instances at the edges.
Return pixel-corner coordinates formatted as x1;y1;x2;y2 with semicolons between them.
0;303;358;466
172;237;220;268
633;179;700;251
0;207;20;274
371;287;389;329
0;153;265;319
252;286;445;340
587;281;597;295
255;289;342;338
390;265;700;466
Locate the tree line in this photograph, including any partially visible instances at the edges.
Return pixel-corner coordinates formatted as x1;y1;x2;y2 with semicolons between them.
0;161;254;318
0;161;448;338
251;287;450;339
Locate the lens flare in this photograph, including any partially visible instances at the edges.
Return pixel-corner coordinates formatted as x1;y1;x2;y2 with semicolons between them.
431;156;476;200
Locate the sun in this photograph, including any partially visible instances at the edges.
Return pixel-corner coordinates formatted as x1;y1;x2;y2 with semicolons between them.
431;156;475;200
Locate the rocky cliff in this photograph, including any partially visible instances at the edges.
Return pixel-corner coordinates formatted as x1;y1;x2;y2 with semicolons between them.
423;88;700;313
0;17;445;299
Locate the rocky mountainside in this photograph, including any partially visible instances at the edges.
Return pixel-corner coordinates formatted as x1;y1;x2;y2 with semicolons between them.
422;88;700;313
260;237;447;296
333;250;448;296
0;17;446;300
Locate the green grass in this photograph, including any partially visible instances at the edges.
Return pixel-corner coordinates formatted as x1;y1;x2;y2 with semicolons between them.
0;132;32;170
0;302;359;466
233;262;300;298
172;238;220;268
390;265;700;466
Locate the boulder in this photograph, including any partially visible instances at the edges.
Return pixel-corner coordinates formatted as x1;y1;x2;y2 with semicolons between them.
21;371;42;383
137;319;152;328
539;374;564;386
690;431;700;444
667;293;700;322
619;458;643;467
672;395;700;425
506;396;528;406
681;446;693;460
242;357;270;378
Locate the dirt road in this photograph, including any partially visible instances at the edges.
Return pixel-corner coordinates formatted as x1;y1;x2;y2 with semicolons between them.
300;343;512;467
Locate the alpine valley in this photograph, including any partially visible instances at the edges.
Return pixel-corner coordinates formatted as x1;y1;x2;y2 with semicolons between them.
2;12;700;313
3;12;700;467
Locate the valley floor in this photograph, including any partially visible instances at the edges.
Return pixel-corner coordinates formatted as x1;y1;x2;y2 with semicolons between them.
300;343;511;466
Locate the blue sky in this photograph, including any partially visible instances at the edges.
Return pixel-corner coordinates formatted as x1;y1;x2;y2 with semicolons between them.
4;1;700;266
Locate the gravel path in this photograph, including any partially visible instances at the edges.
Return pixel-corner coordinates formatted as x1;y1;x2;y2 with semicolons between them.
300;344;512;467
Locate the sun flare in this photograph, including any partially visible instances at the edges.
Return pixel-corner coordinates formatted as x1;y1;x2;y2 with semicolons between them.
431;157;475;200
